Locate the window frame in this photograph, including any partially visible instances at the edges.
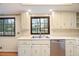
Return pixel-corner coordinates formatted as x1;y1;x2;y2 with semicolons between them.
0;17;15;36
31;16;50;34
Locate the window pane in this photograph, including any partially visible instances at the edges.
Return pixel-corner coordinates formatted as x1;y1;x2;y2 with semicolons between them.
4;24;11;35
0;18;15;36
44;29;48;33
32;28;37;33
32;19;36;24
4;19;15;35
31;17;49;34
41;18;44;24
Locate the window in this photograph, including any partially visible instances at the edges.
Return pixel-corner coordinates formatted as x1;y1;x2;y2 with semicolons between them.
0;17;15;36
31;17;50;34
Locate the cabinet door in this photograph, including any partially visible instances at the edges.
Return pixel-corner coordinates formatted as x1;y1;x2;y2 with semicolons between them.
62;12;76;29
18;45;26;56
18;45;31;56
76;39;79;56
65;45;74;56
41;45;50;56
21;13;30;31
53;12;76;29
32;45;41;56
76;45;79;56
53;12;62;29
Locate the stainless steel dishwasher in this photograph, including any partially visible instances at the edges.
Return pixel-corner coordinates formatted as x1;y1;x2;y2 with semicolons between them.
50;39;65;56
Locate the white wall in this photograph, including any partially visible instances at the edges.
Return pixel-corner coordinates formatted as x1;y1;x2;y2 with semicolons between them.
0;14;21;52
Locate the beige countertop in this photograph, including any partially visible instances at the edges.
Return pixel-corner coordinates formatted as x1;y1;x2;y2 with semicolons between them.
17;36;79;40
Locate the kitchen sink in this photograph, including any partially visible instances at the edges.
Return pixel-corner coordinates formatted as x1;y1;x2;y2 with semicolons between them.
31;35;50;39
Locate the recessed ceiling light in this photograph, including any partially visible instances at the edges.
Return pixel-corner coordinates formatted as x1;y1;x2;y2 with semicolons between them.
27;9;31;12
49;9;53;12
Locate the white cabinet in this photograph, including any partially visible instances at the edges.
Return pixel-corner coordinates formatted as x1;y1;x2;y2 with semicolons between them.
76;39;79;56
31;44;50;56
21;12;30;31
65;45;75;56
31;40;50;56
53;12;76;29
18;40;32;56
52;12;62;29
76;45;79;56
32;45;41;56
18;40;50;56
65;40;76;56
41;45;50;56
18;44;32;56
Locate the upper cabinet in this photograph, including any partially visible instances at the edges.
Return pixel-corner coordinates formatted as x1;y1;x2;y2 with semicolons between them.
21;12;30;31
52;11;76;29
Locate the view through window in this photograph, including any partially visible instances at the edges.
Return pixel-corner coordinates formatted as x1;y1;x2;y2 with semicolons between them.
31;17;50;34
0;18;15;36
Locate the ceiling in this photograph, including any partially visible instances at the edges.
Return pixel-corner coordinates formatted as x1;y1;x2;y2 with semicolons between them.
0;3;79;14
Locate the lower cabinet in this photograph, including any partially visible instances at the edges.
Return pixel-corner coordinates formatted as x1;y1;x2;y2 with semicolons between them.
65;40;76;56
32;44;50;56
65;45;75;56
32;45;41;56
41;45;50;56
76;45;79;56
76;39;79;56
18;40;50;56
18;45;31;56
18;39;79;56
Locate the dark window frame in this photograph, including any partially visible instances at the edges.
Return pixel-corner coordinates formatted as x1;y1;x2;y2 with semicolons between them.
31;16;50;34
0;17;15;36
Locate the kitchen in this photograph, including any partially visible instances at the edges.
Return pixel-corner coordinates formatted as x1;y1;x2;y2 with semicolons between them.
0;3;79;56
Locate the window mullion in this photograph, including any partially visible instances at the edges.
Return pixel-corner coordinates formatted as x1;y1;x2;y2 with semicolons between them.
13;18;16;35
40;18;41;34
3;19;4;36
44;19;45;33
11;19;12;36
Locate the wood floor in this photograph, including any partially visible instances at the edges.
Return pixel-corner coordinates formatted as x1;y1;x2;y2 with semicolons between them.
0;52;17;56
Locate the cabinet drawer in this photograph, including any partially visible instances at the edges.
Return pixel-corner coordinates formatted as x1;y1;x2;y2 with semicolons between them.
32;40;50;45
18;41;31;45
76;39;79;45
65;40;75;45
